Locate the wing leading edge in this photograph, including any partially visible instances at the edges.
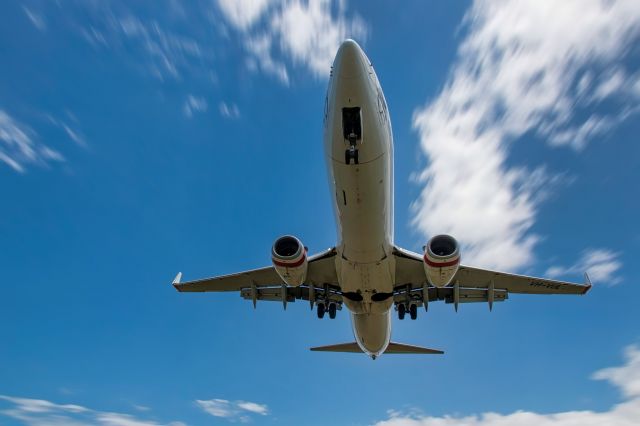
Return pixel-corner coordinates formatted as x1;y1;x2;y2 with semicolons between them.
393;246;592;296
172;247;339;293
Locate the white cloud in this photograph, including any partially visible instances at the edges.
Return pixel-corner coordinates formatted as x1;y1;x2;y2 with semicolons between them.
411;0;640;271
0;110;65;173
236;401;268;415
593;345;640;399
196;399;234;417
0;395;185;426
217;0;275;30
371;344;640;426
591;68;628;102
219;102;240;119
183;95;208;118
245;33;290;84
218;0;366;82
196;398;269;421
547;249;623;285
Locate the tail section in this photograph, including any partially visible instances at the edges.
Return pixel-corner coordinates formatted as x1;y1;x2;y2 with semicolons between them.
310;342;443;355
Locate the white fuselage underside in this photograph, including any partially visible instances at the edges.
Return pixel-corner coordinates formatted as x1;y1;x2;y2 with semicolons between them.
324;40;395;357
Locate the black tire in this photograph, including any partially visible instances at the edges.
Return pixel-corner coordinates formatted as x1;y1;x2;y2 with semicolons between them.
317;303;325;319
398;304;406;320
345;149;351;165
328;303;337;319
409;303;418;320
353;149;359;165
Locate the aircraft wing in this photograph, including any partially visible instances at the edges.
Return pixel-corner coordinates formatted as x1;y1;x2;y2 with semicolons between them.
173;247;339;293
393;246;591;296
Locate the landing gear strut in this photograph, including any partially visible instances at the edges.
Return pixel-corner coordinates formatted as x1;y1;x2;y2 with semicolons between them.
345;144;359;165
342;107;361;165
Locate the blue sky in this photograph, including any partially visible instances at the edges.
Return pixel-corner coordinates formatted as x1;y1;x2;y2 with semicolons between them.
1;1;639;425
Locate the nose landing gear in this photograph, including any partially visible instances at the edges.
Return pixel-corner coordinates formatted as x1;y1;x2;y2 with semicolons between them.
345;144;359;165
342;107;361;165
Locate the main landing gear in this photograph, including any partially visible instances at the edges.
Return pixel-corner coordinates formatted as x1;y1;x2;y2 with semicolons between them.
317;302;337;319
396;303;418;320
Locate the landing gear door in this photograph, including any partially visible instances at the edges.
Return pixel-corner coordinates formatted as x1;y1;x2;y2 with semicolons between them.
342;107;362;165
342;107;362;145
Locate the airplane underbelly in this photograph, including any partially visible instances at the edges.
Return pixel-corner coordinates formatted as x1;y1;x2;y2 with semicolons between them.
332;153;390;261
352;312;391;356
330;152;395;314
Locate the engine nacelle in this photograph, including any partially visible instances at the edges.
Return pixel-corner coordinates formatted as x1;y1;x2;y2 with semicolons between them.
423;234;460;287
271;235;308;286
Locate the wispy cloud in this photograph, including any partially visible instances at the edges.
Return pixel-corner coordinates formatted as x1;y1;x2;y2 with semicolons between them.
219;102;240;119
371;344;640;426
23;6;46;32
72;3;207;82
0;395;185;426
183;95;208;118
411;0;640;271
217;0;367;83
46;113;87;147
196;398;268;422
112;15;204;81
547;249;623;285
0;110;65;173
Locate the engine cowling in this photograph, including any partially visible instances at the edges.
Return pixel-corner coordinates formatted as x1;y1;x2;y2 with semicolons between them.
423;234;460;287
271;235;308;286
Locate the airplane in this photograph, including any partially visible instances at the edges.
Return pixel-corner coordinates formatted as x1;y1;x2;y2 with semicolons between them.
172;39;591;360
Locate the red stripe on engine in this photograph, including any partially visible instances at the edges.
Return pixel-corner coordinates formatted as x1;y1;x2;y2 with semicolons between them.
273;256;306;268
423;255;460;268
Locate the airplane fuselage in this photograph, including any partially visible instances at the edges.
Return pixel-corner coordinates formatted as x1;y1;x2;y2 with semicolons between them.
324;40;395;358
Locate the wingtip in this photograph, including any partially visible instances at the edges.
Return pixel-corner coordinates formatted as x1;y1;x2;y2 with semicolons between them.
583;272;593;294
172;272;182;290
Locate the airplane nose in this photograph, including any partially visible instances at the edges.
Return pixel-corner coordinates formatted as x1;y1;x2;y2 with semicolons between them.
333;39;367;78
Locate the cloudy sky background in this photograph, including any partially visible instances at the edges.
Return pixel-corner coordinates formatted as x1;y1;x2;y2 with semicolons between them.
1;1;639;425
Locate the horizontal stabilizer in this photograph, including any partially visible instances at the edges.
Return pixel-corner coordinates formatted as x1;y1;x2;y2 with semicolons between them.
310;342;361;353
386;342;443;354
310;342;443;355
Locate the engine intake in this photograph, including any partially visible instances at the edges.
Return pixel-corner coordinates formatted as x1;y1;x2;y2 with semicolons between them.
423;234;460;287
272;235;308;286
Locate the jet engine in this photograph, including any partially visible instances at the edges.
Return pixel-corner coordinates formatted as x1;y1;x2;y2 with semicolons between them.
271;235;308;286
423;234;460;287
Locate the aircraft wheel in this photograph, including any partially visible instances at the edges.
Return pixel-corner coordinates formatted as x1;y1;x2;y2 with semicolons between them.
398;303;406;320
409;303;418;320
345;149;351;165
317;303;326;319
353;149;359;165
328;303;337;319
